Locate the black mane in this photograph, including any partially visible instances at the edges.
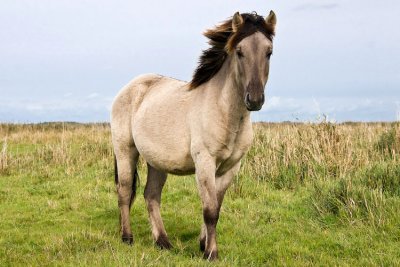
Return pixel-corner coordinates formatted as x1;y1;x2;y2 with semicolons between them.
189;13;275;89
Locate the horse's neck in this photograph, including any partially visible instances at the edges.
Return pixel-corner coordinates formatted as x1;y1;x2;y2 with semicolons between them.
203;59;251;130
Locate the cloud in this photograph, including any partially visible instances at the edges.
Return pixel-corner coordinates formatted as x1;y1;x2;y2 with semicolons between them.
262;96;301;112
293;3;339;12
1;95;398;123
254;96;400;122
0;95;113;123
312;97;321;115
86;93;99;99
26;104;44;111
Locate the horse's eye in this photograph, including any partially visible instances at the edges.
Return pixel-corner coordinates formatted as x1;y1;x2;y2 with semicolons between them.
266;52;273;59
236;50;244;58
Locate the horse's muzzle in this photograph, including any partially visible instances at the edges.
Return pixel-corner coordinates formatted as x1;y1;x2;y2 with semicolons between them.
245;92;265;111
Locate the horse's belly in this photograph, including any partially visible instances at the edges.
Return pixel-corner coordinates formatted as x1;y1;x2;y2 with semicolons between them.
133;129;194;172
138;143;195;175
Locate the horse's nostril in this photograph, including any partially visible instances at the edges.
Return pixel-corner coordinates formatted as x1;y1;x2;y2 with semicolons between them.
245;93;250;103
261;93;265;103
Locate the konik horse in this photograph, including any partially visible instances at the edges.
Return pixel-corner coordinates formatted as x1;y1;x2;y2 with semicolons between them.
111;11;277;260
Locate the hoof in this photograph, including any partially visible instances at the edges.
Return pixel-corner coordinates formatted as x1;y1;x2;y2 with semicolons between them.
155;234;173;250
122;234;134;245
199;238;206;252
203;250;218;261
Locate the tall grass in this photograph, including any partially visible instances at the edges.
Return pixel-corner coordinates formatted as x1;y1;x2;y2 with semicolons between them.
236;122;400;226
241;122;399;185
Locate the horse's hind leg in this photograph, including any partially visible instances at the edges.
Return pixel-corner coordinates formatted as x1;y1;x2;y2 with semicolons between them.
114;145;140;245
144;164;172;249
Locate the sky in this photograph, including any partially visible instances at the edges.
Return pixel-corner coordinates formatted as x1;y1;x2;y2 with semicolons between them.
0;0;399;123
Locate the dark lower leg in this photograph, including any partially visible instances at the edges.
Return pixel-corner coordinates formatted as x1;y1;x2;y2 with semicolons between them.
119;189;133;244
202;207;219;260
199;224;206;252
199;186;227;253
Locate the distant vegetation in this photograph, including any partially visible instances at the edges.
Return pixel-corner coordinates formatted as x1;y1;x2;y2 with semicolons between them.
1;122;399;266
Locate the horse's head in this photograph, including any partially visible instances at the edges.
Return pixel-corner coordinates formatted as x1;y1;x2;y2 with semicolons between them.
229;11;276;111
190;11;276;112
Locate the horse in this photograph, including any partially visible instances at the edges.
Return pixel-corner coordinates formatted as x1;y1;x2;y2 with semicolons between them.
111;11;277;260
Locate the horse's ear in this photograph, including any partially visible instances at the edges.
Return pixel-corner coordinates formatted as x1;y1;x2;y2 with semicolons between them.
232;12;243;32
265;10;277;29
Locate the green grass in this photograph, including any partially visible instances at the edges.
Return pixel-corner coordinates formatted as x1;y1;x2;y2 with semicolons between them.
1;122;400;266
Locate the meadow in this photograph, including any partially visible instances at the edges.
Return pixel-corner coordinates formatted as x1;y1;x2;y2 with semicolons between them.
0;121;399;266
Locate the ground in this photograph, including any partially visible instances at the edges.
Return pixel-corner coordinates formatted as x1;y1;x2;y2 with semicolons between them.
1;122;399;266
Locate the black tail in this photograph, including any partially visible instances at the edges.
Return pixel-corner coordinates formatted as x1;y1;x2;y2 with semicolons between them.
129;169;139;208
114;155;119;185
114;155;139;209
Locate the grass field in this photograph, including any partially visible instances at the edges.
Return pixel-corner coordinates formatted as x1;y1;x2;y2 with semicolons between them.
1;122;400;266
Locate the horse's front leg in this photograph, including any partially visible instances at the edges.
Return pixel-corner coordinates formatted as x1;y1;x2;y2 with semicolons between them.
193;152;219;260
199;162;240;253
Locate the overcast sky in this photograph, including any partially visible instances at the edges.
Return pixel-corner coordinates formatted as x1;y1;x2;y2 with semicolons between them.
1;0;399;122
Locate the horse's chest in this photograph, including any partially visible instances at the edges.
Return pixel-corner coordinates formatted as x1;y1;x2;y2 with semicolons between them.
213;129;253;174
215;137;240;160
